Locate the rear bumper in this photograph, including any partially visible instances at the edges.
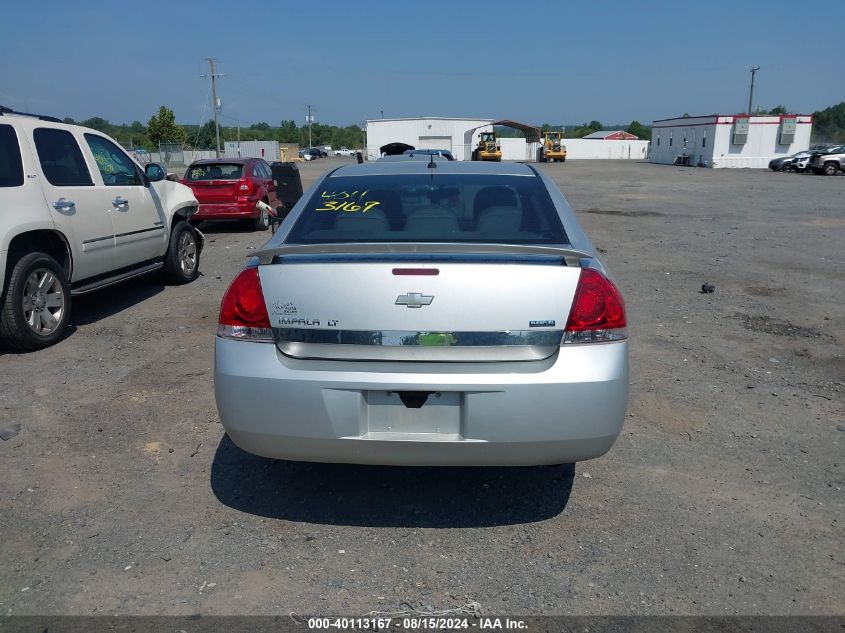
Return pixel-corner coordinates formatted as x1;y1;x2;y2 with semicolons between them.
214;338;629;466
193;200;258;220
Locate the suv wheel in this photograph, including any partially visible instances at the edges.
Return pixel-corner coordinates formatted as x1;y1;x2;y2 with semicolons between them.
822;162;839;176
0;252;71;350
164;221;200;284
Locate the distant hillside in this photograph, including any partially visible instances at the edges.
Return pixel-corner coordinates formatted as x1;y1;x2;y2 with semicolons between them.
812;102;845;143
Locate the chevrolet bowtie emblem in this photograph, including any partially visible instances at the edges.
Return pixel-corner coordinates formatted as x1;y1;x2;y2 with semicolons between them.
395;292;434;308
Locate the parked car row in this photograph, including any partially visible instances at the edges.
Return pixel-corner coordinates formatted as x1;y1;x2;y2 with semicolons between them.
769;145;845;175
298;147;327;161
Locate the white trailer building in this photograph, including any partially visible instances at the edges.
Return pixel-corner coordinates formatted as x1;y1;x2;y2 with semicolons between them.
366;117;495;161
649;114;812;168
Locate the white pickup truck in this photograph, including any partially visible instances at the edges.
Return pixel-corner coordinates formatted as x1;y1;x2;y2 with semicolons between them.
0;107;202;349
334;147;355;157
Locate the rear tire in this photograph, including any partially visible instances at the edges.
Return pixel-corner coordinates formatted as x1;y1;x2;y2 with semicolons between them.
822;162;839;176
0;252;71;350
164;221;200;284
253;204;270;231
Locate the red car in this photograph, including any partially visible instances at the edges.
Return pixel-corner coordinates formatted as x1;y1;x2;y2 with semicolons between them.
182;158;279;231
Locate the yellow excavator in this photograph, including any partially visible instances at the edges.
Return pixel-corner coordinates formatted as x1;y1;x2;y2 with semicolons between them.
473;131;502;162
539;132;567;162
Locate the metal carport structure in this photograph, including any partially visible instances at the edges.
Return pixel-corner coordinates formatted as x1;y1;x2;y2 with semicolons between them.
463;120;542;162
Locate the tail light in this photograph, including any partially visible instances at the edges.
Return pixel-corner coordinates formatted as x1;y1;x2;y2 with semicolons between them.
564;268;627;344
218;267;273;341
237;178;252;194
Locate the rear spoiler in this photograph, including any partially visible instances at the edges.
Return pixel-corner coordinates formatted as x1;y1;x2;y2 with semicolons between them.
256;243;593;267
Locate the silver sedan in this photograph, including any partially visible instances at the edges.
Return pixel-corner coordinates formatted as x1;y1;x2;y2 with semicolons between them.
214;160;628;466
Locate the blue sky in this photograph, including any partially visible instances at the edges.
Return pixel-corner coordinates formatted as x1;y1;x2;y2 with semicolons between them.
1;0;842;127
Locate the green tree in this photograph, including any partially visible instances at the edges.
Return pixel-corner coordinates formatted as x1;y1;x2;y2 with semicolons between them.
812;102;845;143
588;120;603;131
147;106;185;145
81;117;112;133
767;105;787;115
185;121;217;149
276;120;299;143
626;120;651;140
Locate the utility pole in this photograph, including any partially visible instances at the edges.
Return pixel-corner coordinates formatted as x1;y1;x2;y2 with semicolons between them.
747;65;760;115
305;104;315;148
202;58;224;158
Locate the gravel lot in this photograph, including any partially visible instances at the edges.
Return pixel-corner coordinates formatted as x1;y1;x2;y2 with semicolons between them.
1;159;842;616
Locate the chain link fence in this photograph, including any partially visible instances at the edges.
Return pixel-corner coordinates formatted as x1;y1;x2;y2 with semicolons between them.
158;143;185;167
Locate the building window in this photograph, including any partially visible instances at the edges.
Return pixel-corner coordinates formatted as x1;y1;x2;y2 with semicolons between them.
702;130;707;148
656;133;660;146
669;133;673;147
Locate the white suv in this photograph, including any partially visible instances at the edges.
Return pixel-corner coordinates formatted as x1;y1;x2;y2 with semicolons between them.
0;108;202;349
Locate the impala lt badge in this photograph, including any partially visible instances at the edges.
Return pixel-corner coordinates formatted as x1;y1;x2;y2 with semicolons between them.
395;292;434;308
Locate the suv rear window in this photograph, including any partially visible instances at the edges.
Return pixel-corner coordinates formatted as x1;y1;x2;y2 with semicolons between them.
0;124;24;187
185;163;243;180
286;174;569;245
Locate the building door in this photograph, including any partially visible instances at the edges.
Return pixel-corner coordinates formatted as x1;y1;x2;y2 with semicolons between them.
417;136;452;152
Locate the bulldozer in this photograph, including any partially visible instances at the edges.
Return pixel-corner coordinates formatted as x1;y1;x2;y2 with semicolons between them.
472;131;502;162
539;132;567;162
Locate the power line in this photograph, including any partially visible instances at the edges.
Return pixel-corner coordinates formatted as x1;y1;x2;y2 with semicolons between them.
193;81;212;150
201;58;226;158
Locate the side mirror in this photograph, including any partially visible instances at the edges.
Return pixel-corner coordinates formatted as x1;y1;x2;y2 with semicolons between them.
144;163;166;182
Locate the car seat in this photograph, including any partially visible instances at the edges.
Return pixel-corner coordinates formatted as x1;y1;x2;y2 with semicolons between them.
476;206;523;235
334;207;391;236
403;207;460;237
473;186;517;223
363;190;404;230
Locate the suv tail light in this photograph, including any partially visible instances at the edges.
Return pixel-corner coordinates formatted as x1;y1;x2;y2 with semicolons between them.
218;267;273;342
238;178;252;194
564;268;627;344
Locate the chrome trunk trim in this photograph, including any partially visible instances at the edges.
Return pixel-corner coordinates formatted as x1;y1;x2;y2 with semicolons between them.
274;328;563;362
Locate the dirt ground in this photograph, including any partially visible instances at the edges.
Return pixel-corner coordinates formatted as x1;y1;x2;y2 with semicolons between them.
1;159;842;617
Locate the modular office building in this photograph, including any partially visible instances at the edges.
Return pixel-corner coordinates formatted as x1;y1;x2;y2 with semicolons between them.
649;114;812;168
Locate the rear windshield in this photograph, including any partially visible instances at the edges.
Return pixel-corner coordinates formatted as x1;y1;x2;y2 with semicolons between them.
286;174;569;245
185;163;243;180
0;124;24;188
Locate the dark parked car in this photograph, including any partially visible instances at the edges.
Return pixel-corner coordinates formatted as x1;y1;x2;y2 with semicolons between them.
769;152;799;172
403;148;455;161
181;158;279;230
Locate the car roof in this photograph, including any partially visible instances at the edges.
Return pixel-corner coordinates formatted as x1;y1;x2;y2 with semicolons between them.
403;148;452;154
329;160;537;177
189;158;257;165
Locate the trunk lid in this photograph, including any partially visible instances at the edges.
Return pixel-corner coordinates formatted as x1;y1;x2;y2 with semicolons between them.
256;247;587;362
187;179;242;203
